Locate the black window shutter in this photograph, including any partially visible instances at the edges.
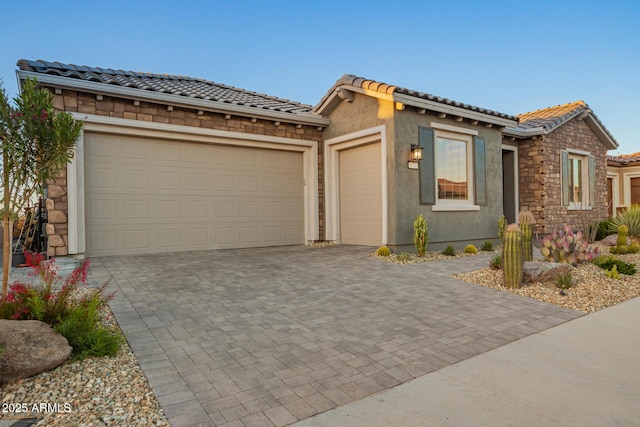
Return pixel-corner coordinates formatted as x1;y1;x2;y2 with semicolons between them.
419;127;435;205
473;136;486;206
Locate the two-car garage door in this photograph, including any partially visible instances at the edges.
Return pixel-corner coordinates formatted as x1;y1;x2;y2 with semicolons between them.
85;133;304;256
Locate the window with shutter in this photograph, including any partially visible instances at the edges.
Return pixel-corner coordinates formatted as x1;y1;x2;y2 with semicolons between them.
419;125;480;211
561;149;594;209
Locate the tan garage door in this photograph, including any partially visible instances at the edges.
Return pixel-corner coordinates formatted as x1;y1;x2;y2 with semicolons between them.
85;133;304;256
339;142;382;246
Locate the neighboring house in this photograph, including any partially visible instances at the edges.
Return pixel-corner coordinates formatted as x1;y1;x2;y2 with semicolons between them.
16;61;621;256
503;101;618;235
607;152;640;216
16;60;328;257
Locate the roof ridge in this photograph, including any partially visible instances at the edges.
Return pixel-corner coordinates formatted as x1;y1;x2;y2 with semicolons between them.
517;100;587;119
17;59;314;113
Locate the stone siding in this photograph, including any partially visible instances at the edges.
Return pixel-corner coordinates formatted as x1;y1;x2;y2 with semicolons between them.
518;119;609;236
48;88;324;256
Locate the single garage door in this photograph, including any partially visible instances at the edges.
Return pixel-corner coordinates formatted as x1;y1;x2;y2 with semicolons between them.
85;133;304;256
339;142;382;246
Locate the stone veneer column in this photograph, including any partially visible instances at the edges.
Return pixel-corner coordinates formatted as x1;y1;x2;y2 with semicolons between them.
46;168;69;257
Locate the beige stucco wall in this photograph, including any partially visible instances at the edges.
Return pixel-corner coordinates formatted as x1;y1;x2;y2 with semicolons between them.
608;162;640;209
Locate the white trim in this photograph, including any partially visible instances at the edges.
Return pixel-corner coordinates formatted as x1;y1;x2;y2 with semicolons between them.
607;172;619;216
622;171;640;207
566;148;591;156
18;70;329;127
69;114;319;254
66;130;85;255
501;144;520;218
429;122;478;136
324;125;387;244
432;204;480;212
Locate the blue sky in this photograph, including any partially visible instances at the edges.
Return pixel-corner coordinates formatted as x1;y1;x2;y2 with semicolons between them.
1;0;638;154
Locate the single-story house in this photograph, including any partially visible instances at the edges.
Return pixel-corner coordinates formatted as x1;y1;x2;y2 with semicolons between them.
607;152;640;216
15;60;620;256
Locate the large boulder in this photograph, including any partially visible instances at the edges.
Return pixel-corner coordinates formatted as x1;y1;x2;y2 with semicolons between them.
601;234;619;246
0;320;72;384
523;261;572;284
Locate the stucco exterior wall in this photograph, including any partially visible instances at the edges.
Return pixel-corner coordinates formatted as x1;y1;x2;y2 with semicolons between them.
393;112;505;249
607;162;640;209
518;119;609;236
48;88;324;256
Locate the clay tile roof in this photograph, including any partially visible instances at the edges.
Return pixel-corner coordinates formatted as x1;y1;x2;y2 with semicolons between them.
17;59;314;115
516;100;588;131
608;151;640;165
316;74;516;120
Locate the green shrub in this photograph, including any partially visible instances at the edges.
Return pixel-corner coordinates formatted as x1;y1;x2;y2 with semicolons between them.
489;254;502;270
397;252;412;262
592;255;637;275
441;245;456;256
481;240;493;251
464;244;478;254
606;265;621;280
609;204;640;237
376;246;391;257
413;214;428;256
596;220;612;241
0;252;120;361
555;270;574;289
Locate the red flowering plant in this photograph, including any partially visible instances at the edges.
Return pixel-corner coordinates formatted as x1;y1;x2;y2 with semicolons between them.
0;251;121;360
0;251;113;325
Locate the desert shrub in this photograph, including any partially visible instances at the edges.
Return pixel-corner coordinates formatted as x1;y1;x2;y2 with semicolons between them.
592;255;637;275
397;252;412;262
0;252;120;360
555;270;574;289
376;246;391;257
539;225;599;264
481;240;493;251
596;220;612;241
489;254;502;270
464;244;478;254
609;204;640;237
606;265;621;280
441;245;456;256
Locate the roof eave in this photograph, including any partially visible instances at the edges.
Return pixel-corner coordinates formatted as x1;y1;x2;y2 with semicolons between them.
17;70;330;127
502;126;547;138
583;114;618;150
314;84;517;127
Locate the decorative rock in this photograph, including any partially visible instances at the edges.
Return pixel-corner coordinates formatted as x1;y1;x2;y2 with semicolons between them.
523;261;572;284
601;234;618;246
0;320;72;384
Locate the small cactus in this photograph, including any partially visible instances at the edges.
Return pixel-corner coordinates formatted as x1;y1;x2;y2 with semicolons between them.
617;224;629;248
539;224;599;265
376;246;391;257
464;244;478;254
503;224;524;288
414;214;428;257
498;215;508;245
518;211;535;262
618;245;629;255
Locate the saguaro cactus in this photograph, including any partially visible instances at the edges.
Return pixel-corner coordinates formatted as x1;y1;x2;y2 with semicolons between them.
503;224;524;289
518;211;535;262
498;215;508;245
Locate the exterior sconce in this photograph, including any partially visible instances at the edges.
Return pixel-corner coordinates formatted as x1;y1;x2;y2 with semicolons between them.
408;144;422;169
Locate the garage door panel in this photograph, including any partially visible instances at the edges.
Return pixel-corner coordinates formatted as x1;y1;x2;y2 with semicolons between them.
339;142;382;246
86;133;304;256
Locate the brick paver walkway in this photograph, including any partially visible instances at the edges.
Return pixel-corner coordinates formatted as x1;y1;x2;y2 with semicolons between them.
90;246;582;427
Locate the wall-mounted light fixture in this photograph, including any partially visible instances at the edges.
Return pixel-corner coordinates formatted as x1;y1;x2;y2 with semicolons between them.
408;144;423;169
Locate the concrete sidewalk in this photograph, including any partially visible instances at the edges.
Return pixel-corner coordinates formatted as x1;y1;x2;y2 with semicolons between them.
294;296;640;427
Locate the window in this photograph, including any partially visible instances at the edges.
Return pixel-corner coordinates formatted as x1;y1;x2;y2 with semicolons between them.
418;125;485;210
561;150;595;209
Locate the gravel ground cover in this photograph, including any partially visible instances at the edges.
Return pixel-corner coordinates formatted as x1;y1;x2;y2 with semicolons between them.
373;243;640;314
0;303;170;426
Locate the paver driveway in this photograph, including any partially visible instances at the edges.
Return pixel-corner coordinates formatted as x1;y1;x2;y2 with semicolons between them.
91;245;582;427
